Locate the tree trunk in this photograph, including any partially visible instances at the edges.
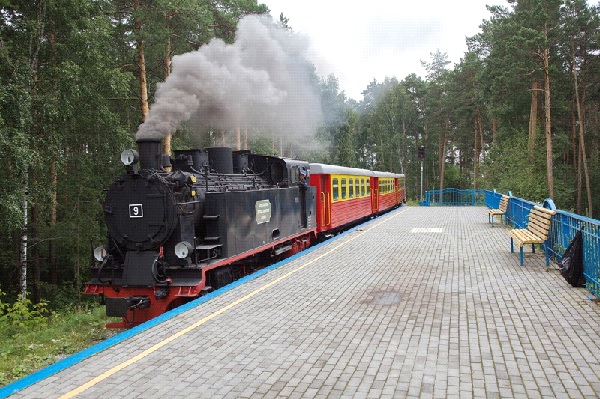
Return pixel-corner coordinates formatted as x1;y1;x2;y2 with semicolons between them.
235;126;241;150
473;116;479;190
438;122;447;196
438;121;450;202
528;79;539;158
31;201;41;304
542;34;554;199
570;99;582;214
49;159;58;284
19;172;28;301
573;60;592;217
576;144;583;214
162;13;173;156
134;0;149;122
20;0;47;301
478;112;484;161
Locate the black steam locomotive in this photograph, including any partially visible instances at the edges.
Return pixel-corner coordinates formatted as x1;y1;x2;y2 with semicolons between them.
86;139;316;328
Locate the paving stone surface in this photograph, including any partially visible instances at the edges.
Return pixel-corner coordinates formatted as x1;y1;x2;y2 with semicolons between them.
8;206;600;398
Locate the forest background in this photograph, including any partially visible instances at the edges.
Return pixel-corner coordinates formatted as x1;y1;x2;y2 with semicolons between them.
0;0;598;309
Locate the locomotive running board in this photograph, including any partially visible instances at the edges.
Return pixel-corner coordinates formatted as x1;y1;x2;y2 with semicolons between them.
274;245;293;256
196;243;223;263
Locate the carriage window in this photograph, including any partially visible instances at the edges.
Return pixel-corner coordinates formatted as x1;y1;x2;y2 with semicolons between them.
361;179;366;197
367;180;371;195
332;178;339;201
341;178;347;199
355;179;360;197
349;178;354;198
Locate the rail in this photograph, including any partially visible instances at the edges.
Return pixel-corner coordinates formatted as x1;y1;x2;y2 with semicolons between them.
485;190;600;299
419;188;486;206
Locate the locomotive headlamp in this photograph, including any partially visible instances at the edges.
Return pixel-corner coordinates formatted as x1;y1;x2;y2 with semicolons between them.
175;241;193;259
93;245;109;262
120;149;139;166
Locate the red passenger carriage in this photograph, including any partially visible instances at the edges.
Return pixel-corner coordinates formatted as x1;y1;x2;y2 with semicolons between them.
309;164;405;234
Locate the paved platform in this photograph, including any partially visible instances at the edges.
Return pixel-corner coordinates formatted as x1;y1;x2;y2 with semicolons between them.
5;206;600;398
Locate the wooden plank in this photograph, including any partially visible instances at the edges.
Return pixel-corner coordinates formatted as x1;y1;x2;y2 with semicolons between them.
509;227;545;246
533;205;556;216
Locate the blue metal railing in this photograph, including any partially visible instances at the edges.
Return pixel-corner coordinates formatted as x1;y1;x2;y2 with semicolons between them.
420;188;486;206
485;190;600;298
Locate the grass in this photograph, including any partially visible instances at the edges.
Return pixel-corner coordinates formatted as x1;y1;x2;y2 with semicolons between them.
0;305;117;387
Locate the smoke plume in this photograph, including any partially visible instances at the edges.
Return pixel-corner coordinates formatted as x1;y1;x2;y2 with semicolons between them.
136;15;323;143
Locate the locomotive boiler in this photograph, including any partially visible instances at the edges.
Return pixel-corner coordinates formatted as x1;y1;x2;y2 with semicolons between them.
86;139;316;328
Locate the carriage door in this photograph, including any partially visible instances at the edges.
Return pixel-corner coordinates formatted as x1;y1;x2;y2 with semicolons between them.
321;175;331;229
371;177;379;213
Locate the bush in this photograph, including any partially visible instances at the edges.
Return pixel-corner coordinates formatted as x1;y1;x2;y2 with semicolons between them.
0;290;53;332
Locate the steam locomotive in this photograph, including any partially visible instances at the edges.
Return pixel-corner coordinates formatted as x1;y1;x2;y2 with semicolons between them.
86;139;405;328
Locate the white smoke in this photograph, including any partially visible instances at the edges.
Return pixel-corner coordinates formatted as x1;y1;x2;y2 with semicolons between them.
136;15;323;142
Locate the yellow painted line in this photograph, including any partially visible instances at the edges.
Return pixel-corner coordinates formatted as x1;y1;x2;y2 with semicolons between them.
60;207;408;398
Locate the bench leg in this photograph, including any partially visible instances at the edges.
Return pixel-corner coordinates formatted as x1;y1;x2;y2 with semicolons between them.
510;237;514;253
531;244;536;254
520;246;524;266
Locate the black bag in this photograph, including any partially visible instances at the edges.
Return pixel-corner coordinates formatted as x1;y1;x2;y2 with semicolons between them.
559;230;585;287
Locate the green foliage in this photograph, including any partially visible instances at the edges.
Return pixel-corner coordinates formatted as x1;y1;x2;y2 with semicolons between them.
0;290;52;331
481;133;551;202
444;165;463;189
249;136;278;156
0;302;114;387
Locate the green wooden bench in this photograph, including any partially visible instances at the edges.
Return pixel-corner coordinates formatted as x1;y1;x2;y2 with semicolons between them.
508;206;556;266
488;195;510;226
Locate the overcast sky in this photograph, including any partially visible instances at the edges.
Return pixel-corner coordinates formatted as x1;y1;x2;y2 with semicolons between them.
261;1;504;100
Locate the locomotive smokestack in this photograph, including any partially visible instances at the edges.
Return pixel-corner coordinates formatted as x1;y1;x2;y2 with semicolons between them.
207;147;233;174
137;139;163;170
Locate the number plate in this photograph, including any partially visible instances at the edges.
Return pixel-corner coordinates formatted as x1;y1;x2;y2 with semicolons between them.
129;204;143;218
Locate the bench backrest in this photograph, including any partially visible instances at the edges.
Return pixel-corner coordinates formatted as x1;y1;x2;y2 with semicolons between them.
498;195;510;211
526;206;556;240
